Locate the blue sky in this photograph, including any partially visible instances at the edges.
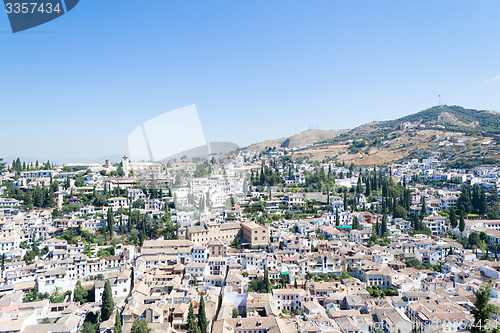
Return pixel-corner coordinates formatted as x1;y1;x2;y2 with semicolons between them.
1;0;500;161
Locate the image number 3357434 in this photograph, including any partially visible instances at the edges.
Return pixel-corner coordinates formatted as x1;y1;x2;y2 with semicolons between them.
3;0;79;33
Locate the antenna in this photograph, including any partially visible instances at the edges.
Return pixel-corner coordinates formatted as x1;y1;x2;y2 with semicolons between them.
438;95;443;108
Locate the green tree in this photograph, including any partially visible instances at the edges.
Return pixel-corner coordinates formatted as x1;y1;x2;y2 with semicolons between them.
380;211;388;236
74;174;84;187
421;196;427;216
459;213;465;236
73;281;88;304
480;232;488;244
101;280;114;321
263;267;272;293
232;308;239;318
106;209;114;237
187;302;198;333
449;207;457;228
114;311;122;333
80;321;97;333
470;279;499;333
197;296;207;333
352;216;360;230
131;318;150;333
132;199;145;209
469;232;481;248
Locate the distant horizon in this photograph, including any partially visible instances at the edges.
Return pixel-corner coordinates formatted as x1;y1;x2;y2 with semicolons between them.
2;103;498;164
2;1;500;160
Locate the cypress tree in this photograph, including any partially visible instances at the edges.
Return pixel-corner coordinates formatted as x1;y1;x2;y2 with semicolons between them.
352;216;359;230
206;192;211;209
33;185;42;207
421;196;427;216
141;214;147;241
478;189;487;216
392;197;397;216
449;207;457;228
264;267;272;293
119;215;125;234
101;280;114;321
45;188;55;208
127;207;132;231
107;208;114;237
365;179;371;196
471;187;478;211
198;195;204;211
197;296;207;333
114;310;122;333
381;211;388;236
15;158;21;171
65;175;70;189
412;213;419;231
459;213;465;237
186;302;198;333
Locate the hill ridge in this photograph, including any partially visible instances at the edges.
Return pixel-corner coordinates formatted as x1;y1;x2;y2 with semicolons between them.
247;105;500;167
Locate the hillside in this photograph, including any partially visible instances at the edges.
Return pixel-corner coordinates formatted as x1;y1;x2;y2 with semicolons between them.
247;129;347;151
384;105;500;132
249;105;500;166
322;105;500;145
